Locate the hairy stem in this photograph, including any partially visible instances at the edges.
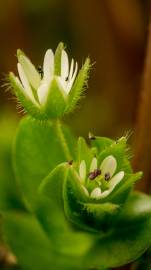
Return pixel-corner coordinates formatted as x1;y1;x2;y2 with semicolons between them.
56;120;72;161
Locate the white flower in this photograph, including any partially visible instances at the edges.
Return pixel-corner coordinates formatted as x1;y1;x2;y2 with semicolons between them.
79;155;124;200
16;48;78;106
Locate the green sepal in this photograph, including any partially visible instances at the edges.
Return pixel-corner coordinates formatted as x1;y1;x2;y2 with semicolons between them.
9;72;47;120
103;172;143;204
65;57;91;114
39;162;68;199
90;135;114;153
54;42;64;75
98;136;131;173
63;166;120;233
77;137;93;168
38;163;94;255
44;78;66;119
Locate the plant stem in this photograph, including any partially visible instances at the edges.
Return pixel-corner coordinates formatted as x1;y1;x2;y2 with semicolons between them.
56;119;72;161
133;16;151;192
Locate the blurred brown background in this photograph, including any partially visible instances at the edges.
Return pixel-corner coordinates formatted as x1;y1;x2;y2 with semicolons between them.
0;0;150;137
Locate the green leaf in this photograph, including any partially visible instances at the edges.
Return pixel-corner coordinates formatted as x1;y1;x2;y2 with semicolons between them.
3;211;85;270
118;191;151;224
39;163;94;255
0;112;25;211
65;57;91;114
14;116;76;203
83;192;151;269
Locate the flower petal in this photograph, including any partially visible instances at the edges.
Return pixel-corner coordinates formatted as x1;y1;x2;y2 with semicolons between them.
37;82;50;105
17;63;36;104
100;155;117;178
90;187;102;199
90;157;97;172
68;59;74;81
18;52;41;89
79;160;86;183
66;62;78;94
43;49;54;82
97;190;110;199
108;171;124;190
61;49;69;80
56;76;68;94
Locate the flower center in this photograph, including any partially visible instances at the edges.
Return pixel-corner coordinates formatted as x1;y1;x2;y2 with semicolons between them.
88;169;101;180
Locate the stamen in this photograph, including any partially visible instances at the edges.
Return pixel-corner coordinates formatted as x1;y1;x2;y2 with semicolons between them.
37;65;43;78
65;76;69;81
89;169;101;180
104;172;110;181
68;160;73;165
88;132;96;140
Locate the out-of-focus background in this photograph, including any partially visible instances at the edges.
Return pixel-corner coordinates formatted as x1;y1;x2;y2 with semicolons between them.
0;0;150;137
0;0;151;269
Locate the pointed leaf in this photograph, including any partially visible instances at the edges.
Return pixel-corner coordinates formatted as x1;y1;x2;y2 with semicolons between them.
14;116;76;203
38;163;94;255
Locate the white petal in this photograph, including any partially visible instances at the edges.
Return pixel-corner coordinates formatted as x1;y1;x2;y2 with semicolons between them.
90;187;102;199
61;50;69;79
96;190;110;199
19;54;41;89
81;186;89;197
17;63;36;104
90;157;97;172
37;82;50;105
71;61;78;81
66;62;78;94
56;76;68;94
79;160;86;183
43;49;54;82
68;59;74;80
108;171;124;190
100;155;117;178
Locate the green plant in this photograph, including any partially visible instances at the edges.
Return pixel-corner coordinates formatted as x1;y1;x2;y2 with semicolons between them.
1;43;151;270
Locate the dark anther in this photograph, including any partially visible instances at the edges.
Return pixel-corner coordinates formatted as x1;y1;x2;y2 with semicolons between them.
68;160;73;165
104;172;110;181
89;169;101;180
37;65;43;78
88;132;96;140
89;172;96;180
65;76;69;81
